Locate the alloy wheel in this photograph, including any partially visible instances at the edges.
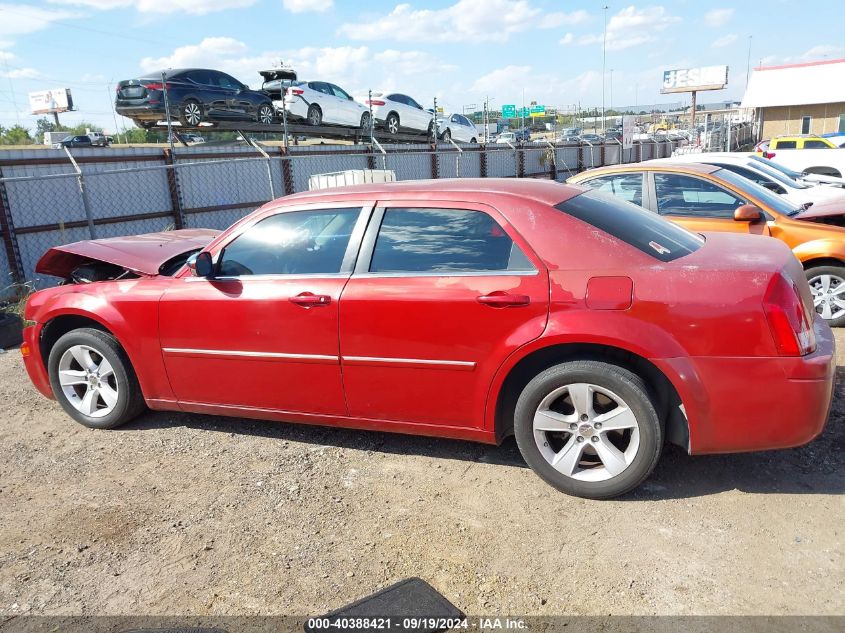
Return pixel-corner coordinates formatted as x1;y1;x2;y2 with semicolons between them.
57;345;120;418
183;102;201;126
387;115;399;134
258;105;274;124
533;382;640;482
809;273;845;321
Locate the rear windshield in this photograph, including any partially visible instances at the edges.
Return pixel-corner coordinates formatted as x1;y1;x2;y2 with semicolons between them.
555;189;704;262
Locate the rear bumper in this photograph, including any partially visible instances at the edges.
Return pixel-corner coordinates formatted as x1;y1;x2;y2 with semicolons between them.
22;324;54;400
656;316;836;454
115;104;167;120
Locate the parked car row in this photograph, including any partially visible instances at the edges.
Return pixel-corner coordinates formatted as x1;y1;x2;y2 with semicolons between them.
569;152;845;327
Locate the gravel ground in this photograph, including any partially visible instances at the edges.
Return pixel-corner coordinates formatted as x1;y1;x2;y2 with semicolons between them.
0;332;842;619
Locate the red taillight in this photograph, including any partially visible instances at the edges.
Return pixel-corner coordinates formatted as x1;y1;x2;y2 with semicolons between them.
763;151;776;159
762;273;816;356
288;89;304;96
142;82;172;91
366;100;385;106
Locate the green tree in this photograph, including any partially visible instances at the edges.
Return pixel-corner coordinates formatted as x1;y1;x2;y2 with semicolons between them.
0;125;35;145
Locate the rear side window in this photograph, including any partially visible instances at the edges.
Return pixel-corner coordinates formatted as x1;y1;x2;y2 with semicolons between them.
555;190;703;262
803;140;830;149
775;140;797;149
370;208;535;273
581;173;644;205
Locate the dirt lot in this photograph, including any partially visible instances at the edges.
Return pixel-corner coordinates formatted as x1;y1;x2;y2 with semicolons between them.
0;332;842;619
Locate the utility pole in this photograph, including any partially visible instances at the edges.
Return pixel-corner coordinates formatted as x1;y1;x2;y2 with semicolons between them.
745;35;753;87
601;5;609;133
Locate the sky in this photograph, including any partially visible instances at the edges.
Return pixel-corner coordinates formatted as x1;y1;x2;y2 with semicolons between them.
0;0;843;133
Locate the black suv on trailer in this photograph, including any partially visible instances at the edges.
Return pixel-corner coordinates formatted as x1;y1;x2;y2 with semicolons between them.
115;68;275;129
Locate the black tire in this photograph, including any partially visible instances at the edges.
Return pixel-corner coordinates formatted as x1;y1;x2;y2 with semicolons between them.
307;104;322;126
256;104;274;125
360;111;372;131
385;112;400;135
470;137;477;144
179;99;203;127
441;128;451;142
805;265;845;327
514;360;663;499
0;313;23;348
47;328;146;430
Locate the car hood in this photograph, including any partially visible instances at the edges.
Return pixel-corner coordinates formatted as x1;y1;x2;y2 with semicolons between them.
36;228;220;278
793;198;845;220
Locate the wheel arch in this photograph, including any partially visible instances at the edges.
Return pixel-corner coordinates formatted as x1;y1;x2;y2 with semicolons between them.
39;313;117;367
801;256;845;270
492;342;689;451
803;166;842;178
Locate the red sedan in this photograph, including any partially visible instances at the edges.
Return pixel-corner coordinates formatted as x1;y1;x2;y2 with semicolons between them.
21;179;835;498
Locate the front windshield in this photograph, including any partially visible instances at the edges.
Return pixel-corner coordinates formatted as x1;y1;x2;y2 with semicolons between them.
749;155;806;180
715;167;803;217
743;159;810;190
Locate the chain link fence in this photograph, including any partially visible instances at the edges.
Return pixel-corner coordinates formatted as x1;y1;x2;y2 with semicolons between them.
0;138;679;293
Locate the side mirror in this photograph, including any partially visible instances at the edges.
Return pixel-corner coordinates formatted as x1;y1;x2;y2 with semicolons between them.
734;204;763;222
194;251;214;277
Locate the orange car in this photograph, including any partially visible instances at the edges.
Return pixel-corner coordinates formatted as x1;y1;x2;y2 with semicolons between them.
568;162;845;326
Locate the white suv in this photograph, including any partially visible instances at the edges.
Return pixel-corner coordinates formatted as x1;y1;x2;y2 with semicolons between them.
437;114;478;143
358;92;432;135
276;81;371;129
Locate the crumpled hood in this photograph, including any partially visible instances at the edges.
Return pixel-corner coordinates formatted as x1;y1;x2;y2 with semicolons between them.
35;228;220;278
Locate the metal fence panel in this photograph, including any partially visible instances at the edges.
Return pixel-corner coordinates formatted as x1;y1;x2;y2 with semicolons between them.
186;206;259;231
486;148;517;177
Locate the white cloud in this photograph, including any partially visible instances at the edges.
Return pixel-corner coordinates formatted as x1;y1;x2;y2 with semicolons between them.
1;67;40;79
704;8;734;28
469;64;601;106
712;33;737;48
797;44;845;60
339;0;588;43
0;4;78;39
577;5;682;51
139;37;455;97
560;32;573;45
47;0;257;15
282;0;332;12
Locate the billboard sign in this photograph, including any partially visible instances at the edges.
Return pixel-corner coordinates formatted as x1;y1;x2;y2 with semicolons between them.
28;88;73;114
622;116;634;150
501;104;516;118
661;66;728;93
530;104;545;116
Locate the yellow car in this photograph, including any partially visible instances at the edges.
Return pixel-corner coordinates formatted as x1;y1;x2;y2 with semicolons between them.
755;135;837;153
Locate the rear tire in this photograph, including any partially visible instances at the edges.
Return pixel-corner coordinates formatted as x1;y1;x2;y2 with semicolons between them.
360;111;372;131
470;137;477;144
47;328;146;430
806;265;845;327
514;360;663;499
441;128;451;142
179;99;203;127
307;104;322;126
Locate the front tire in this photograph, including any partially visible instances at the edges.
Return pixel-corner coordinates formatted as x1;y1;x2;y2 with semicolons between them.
514;360;663;499
47;328;146;429
256;104;274;125
806;265;845;327
179;99;203;127
441;128;451;142
385;112;400;135
360;111;372;131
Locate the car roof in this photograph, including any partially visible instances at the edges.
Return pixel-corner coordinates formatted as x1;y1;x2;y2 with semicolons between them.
577;162;720;175
274;178;583;207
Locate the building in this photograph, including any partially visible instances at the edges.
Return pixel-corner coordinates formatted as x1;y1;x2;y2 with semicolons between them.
741;58;845;138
